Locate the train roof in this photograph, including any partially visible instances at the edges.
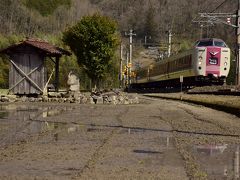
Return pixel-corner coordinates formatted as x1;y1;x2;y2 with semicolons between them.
195;38;228;47
198;38;225;42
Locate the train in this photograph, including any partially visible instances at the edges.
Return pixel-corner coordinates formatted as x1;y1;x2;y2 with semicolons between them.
130;38;231;91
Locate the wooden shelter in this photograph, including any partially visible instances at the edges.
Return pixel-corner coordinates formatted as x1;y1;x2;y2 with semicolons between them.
0;38;71;95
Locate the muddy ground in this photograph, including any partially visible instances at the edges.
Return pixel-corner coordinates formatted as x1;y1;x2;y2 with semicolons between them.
0;96;240;179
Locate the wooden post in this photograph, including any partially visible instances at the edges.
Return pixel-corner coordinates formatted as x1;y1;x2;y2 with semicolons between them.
55;57;60;92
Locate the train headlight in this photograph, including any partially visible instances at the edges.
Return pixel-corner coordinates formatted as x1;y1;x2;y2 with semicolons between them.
198;56;203;65
224;62;228;66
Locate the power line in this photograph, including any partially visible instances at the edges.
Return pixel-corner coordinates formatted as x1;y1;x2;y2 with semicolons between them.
210;0;229;13
193;0;229;24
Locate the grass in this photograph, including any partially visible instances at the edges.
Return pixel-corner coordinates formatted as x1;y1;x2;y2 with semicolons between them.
0;89;8;95
144;93;240;117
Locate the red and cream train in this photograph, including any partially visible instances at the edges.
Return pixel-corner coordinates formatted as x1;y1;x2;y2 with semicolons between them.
130;38;231;90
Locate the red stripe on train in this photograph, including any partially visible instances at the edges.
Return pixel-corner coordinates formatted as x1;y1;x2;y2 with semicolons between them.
206;47;221;76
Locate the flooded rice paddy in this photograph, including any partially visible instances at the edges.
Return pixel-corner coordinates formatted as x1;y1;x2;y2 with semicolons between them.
0;100;239;179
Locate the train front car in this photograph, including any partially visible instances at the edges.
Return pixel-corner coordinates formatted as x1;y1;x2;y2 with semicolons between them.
194;38;230;84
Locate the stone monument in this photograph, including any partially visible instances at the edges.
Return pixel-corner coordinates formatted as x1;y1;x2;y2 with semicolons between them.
67;71;80;98
67;71;80;91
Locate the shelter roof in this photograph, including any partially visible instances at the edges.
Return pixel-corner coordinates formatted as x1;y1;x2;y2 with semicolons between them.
0;38;71;57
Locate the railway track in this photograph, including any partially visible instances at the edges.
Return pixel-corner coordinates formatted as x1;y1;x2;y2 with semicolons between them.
187;89;240;96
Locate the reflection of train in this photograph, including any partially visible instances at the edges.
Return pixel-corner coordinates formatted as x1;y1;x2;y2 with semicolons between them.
130;38;231;90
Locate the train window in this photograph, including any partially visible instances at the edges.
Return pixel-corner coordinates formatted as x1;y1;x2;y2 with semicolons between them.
196;39;227;47
214;41;227;47
197;40;213;47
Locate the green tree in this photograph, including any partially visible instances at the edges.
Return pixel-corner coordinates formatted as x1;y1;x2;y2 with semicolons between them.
62;13;120;88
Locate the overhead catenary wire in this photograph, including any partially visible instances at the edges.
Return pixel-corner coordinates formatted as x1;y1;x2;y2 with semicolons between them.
210;0;229;13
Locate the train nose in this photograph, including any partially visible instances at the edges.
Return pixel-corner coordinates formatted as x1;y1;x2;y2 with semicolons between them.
206;47;221;77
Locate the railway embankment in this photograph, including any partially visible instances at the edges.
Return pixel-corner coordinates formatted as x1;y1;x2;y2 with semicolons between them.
144;93;240;117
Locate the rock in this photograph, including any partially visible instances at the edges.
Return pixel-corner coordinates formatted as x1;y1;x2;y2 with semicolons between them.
29;97;36;102
118;96;124;104
133;97;139;104
20;96;28;102
37;98;43;102
96;97;103;104
1;96;9;102
58;98;64;103
73;92;81;99
124;99;129;105
70;98;75;103
89;97;95;104
80;96;88;104
91;95;98;104
48;92;62;98
103;96;109;104
42;95;48;102
107;96;112;103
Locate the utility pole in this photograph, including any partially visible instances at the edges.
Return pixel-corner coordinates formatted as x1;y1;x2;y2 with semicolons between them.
167;29;172;57
126;52;129;86
125;29;136;84
236;0;240;86
120;44;123;88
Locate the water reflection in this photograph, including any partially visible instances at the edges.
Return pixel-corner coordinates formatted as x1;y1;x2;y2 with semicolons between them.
42;109;63;118
195;144;227;156
192;144;240;179
0;104;77;145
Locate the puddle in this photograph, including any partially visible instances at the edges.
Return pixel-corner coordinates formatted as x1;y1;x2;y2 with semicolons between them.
42;109;64;118
194;144;227;156
27;121;83;134
0;104;70;122
0;104;77;145
191;144;240;179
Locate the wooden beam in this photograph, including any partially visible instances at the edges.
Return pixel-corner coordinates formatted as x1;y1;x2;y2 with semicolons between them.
43;68;55;95
55;57;60;92
49;57;56;64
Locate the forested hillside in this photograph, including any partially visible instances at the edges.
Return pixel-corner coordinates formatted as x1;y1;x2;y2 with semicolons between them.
0;0;238;88
0;0;237;42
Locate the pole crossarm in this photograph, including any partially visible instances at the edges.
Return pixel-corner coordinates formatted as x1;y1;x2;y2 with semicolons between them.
200;12;237;18
193;12;238;28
